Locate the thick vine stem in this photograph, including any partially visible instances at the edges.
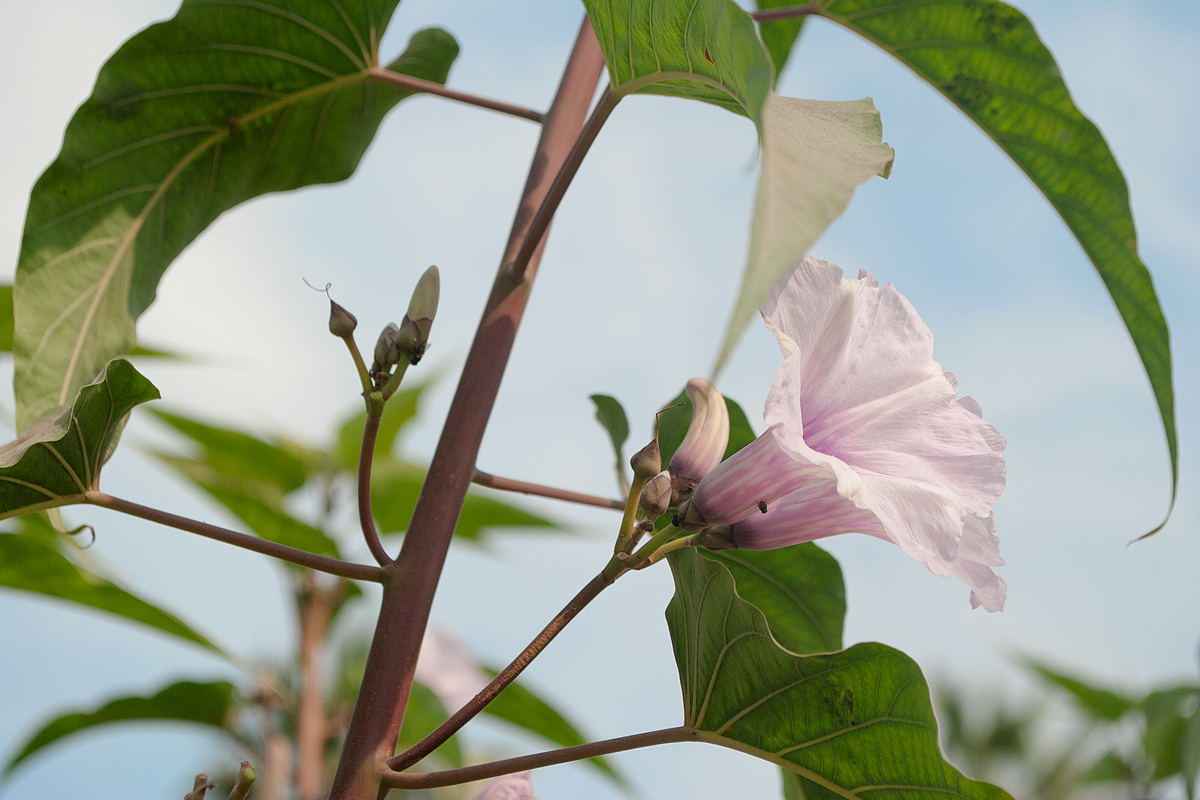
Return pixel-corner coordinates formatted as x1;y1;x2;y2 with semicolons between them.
356;410;392;566
367;66;545;122
472;469;624;510
387;572;613;771
85;491;384;583
382;727;696;789
326;20;606;800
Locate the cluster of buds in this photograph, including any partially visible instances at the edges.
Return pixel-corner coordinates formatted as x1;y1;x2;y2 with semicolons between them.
365;266;440;388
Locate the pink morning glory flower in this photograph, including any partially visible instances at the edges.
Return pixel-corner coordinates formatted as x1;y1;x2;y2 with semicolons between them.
472;771;539;800
679;256;1008;611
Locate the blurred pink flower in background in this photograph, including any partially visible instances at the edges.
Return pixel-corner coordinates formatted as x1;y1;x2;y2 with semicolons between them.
472;770;539;800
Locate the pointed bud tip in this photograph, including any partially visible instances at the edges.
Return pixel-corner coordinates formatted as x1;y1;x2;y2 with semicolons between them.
406;265;440;323
640;471;673;518
328;299;358;337
630;438;662;479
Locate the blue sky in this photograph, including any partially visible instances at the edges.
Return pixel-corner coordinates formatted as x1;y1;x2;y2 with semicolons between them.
1;1;1197;798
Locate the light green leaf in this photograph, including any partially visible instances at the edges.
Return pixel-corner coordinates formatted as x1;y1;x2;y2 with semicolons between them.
12;0;458;430
1;359;159;520
1024;659;1133;721
582;0;773;120
1078;752;1134;784
589;394;629;490
0;285;12;353
666;549;1011;799
657;391;757;468
754;3;809;81
762;0;1176;525
0;515;220;654
1184;688;1200;799
713;95;894;372
482;668;626;786
1143;686;1199;780
2;680;235;778
334;381;428;471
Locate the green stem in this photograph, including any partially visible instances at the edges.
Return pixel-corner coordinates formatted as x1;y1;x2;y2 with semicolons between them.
613;474;648;555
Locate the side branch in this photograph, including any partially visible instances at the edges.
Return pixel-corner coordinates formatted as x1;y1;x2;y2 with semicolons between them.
86;492;384;583
472;469;624;510
387;572;613;770
367;67;545;123
750;3;820;22
382;727;695;789
357;412;393;566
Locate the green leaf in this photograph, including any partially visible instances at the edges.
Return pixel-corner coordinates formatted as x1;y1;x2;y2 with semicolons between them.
398;683;463;769
781;767;844;800
582;0;773;120
0;515;220;654
754;4;808;81
334;382;428;471
371;459;557;540
589;394;629;489
153;454;339;557
1184;690;1200;799
702;544;844;654
1023;660;1133;721
1143;686;1199;780
12;1;458;430
1;359;159;520
1078;752;1134;784
713;96;894;372
151;409;317;495
657;391;757;468
666;548;1011;799
2;680;235;778
0;285;12;353
481;668;625;786
781;0;1178;525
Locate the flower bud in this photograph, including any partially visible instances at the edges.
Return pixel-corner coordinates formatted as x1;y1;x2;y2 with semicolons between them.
398;266;439;365
629;438;662;480
697;526;735;551
328;299;358;338
668;378;730;505
373;323;400;374
639;470;672;518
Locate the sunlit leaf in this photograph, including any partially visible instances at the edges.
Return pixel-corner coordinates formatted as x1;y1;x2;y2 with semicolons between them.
482;667;625;786
582;0;773;120
1024;659;1133;721
713;96;894;372
1;359;158;520
334;382;428;471
589;394;629;490
12;0;458;429
657;391;756;467
0;515;220;654
758;0;1176;521
2;680;235;778
666;549;1011;799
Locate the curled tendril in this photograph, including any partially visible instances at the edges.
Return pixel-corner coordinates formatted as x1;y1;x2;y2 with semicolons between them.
66;523;96;548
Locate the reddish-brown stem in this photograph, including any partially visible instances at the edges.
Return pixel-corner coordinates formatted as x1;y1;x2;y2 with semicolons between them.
327;20;606;800
357;411;392;566
383;727;696;789
367;67;544;123
472;468;624;510
226;762;256;800
84;491;383;583
509;85;618;282
750;3;821;22
296;576;336;800
387;573;613;770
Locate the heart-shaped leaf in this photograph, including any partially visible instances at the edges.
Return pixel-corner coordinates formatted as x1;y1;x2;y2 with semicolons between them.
12;0;458;429
665;548;1011;799
1;359;158;520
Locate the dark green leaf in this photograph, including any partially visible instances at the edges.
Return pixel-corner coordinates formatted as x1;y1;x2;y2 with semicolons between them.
482;668;625;786
1024;660;1133;721
371;458;556;541
1;359;159;520
0;285;12;353
0;516;220;654
589;394;629;489
12;1;458;430
702;543;844;655
154;455;339;557
334;382;427;471
1078;752;1133;784
152;409;316;494
666;549;1011;799
781;768;844;800
582;0;773;120
657;391;757;468
3;680;235;777
777;0;1178;520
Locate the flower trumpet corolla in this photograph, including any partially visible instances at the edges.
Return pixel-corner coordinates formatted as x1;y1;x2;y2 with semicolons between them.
679;256;1008;611
667;378;730;505
472;771;539;800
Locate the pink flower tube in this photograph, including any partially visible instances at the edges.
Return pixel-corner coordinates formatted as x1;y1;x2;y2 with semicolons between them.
679;256;1008;611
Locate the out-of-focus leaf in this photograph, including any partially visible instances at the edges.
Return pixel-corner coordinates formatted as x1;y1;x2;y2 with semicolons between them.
589;394;629;489
481;667;625;786
1;359;158;520
1024;660;1133;721
2;680;235;777
713;96;894;372
1143;686;1199;780
0;285;12;353
334;382;427;471
1078;752;1134;784
371;459;556;540
582;0;773;120
657;391;756;468
397;683;463;769
151;409;316;494
1184;688;1200;799
754;3;807;81
12;0;458;430
154;455;339;557
703;543;844;655
666;548;1012;799
757;0;1177;521
0;516;220;654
